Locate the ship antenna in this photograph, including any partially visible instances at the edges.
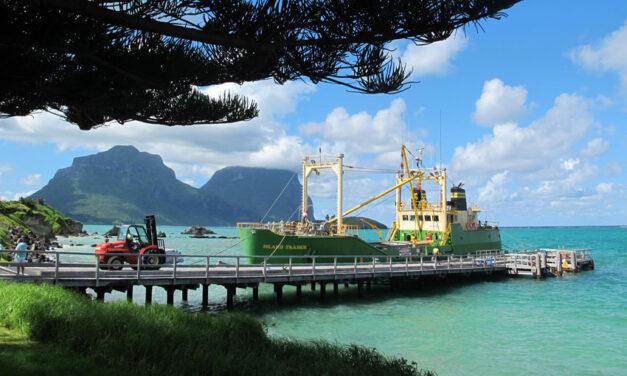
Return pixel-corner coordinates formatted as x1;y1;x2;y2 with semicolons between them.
439;111;442;169
415;148;424;169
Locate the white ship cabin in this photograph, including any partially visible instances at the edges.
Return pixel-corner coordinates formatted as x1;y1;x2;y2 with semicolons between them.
394;169;482;233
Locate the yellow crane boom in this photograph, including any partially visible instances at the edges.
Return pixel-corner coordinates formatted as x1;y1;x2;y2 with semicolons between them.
360;218;383;242
329;173;423;223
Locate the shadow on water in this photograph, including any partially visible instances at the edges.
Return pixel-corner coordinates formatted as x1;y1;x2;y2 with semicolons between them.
185;273;511;314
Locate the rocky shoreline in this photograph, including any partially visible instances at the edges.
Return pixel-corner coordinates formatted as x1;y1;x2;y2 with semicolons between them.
1;198;87;261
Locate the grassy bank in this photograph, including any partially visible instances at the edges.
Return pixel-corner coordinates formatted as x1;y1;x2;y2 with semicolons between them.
0;282;434;376
0;197;81;247
0;325;135;376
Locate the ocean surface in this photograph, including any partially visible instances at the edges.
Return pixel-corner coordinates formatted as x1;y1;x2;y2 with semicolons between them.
61;225;626;376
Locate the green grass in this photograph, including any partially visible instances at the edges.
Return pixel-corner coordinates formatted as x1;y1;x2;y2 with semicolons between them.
0;282;434;376
0;326;134;376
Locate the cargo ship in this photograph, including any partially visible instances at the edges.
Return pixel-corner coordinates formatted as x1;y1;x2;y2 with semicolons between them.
237;146;501;263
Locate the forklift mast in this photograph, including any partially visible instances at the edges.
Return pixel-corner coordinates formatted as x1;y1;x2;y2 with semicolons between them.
144;215;158;247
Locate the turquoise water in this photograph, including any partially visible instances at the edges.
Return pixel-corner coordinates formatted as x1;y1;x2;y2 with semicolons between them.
64;226;626;375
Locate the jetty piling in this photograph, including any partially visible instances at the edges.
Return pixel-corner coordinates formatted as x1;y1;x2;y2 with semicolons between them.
126;286;133;301
202;284;209;306
0;249;594;308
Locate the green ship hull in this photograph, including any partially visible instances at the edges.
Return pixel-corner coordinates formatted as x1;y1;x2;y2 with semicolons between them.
238;223;501;264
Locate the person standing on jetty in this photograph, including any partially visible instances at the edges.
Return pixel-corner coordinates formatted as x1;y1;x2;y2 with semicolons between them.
14;237;28;275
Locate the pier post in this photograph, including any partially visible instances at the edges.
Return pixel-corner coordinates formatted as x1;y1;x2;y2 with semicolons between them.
145;285;153;304
202;284;209;307
274;284;283;304
366;280;371;291
570;251;578;273
541;252;547;269
320;283;326;297
182;287;188;302
535;253;542;280
95;288;106;301
226;285;235;309
344;282;350;288
357;281;364;297
296;284;302;297
126;286;133;302
556;253;563;277
165;287;175;305
252;285;259;301
333;282;339;296
311;281;316;291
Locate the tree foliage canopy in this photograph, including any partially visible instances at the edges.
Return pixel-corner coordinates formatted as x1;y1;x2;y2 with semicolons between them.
0;0;521;130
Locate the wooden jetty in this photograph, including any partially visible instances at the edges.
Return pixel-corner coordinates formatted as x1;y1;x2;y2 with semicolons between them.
504;249;594;278
0;249;594;308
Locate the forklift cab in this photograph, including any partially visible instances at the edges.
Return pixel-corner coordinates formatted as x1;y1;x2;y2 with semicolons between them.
118;225;149;250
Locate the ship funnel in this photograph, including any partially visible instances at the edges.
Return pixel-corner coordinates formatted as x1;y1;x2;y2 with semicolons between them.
449;183;467;211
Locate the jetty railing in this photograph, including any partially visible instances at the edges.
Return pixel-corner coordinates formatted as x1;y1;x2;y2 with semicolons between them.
0;249;594;307
504;248;593;276
0;248;593;287
0;250;509;284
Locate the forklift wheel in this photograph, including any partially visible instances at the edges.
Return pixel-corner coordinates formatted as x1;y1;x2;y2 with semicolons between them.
107;256;124;271
142;250;161;270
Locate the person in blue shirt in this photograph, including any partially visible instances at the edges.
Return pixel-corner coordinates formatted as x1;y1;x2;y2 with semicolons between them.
14;237;28;275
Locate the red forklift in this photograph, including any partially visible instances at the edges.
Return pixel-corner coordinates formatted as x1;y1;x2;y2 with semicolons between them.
95;215;166;270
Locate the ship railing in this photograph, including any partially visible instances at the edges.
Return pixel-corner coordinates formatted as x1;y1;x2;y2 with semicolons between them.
329;224;360;234
399;201;441;211
236;222;306;233
468;202;481;211
471;221;499;230
0;249;509;285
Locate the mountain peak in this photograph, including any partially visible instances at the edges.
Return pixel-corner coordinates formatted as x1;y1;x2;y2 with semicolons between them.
31;146;309;225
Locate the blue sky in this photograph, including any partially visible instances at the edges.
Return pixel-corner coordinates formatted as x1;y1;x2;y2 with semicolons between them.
1;0;625;226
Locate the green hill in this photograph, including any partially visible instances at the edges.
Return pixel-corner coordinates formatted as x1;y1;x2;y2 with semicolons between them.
342;216;388;230
0;197;82;247
201;166;314;223
30;146;311;225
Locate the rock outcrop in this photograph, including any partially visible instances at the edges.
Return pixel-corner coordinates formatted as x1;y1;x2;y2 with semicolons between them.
0;198;86;249
182;226;215;235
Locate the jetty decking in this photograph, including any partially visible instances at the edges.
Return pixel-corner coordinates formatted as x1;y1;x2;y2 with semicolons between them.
0;249;593;308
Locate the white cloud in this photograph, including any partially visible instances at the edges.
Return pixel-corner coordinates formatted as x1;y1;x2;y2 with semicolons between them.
0;80;315;182
451;93;594;178
203;79;315;118
570;20;627;91
472;79;529;127
300;98;407;154
580;137;610;157
478;171;510;203
561;158;580;171
533;162;599;198
298;98;431;163
0;164;12;181
447;89;619;222
20;174;41;186
401;35;468;78
596;182;613;194
12;190;36;200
